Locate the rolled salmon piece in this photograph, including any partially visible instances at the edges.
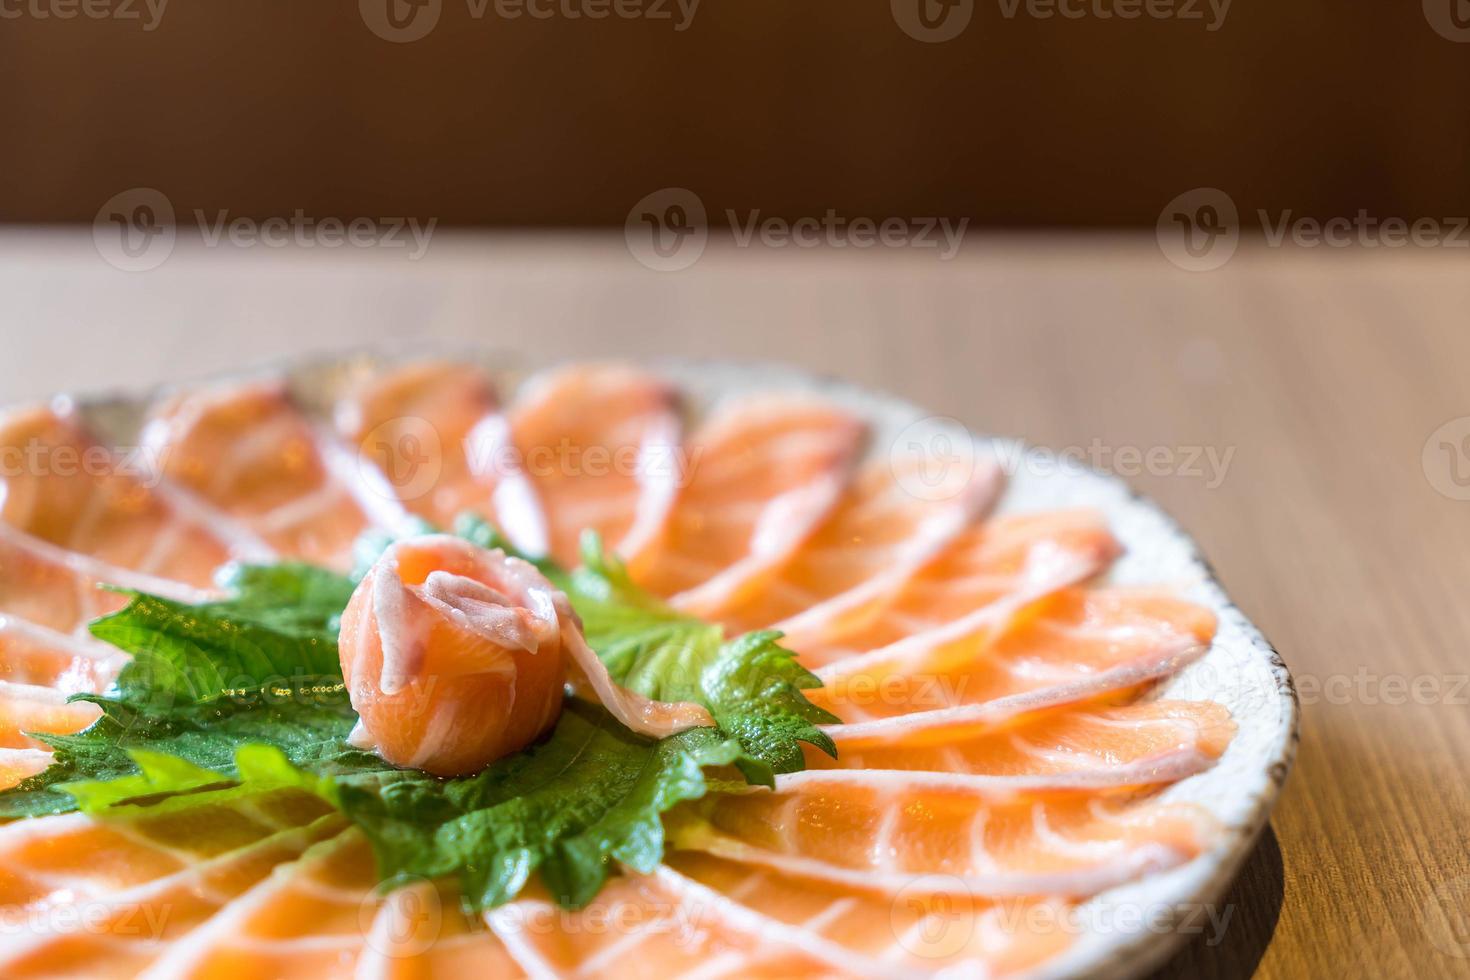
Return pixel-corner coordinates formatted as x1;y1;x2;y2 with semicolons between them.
340;534;710;776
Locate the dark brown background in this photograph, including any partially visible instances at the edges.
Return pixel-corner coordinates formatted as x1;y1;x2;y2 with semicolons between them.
3;0;1469;226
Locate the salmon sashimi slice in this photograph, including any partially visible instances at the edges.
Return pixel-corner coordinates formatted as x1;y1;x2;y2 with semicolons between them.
816;588;1217;745
337;361;548;555
714;454;1003;648
0;789;336;910
677;782;1214;899
0;524;136;634
143;829;520;980
809;521;1126;693
0;747;51;790
0;405;259;588
791;700;1234;794
143;381;372;571
0;814;346;979
625;396;865;618
666;850;1077;977
796;510;1121;670
0;526;196;752
0;522;213;635
0;616;126;694
0;681;101;749
507;364;683;568
486;865;865;979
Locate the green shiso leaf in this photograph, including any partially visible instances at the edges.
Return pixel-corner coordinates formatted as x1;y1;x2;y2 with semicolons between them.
569;535;837;784
333;699;741;908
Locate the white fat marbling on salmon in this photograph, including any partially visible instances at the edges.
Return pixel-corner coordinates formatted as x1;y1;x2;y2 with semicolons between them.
815;538;1109;686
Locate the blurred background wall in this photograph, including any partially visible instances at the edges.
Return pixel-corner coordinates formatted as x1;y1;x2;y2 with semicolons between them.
3;0;1469;227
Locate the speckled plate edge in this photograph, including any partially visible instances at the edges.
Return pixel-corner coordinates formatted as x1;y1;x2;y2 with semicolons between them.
61;347;1298;980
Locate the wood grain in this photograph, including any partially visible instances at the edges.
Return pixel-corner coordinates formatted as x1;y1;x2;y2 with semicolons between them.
2;232;1467;979
3;3;1470;227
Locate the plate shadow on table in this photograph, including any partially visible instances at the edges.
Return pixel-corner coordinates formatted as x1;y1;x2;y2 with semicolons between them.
1147;823;1286;980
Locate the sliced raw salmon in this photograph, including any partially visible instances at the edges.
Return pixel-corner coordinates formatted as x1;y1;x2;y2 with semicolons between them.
337;361;547;555
715;454;1002;648
795;510;1121;669
0;405;250;588
0;526;184;756
666;850;1076;977
508;364;682;567
144;381;371;571
0;789;336;910
486;864;857;978
625;396;865;618
0;522;210;635
816;588;1217;745
794;700;1234;794
141;829;520;980
0;525;131;634
0;747;51;790
0;814;345;978
0;682;101;749
0;616;124;693
678;782;1213;898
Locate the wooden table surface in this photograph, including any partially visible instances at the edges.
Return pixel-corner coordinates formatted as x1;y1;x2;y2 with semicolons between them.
2;232;1467;979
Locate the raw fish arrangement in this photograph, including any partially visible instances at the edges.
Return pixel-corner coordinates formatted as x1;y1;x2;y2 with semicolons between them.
0;357;1266;978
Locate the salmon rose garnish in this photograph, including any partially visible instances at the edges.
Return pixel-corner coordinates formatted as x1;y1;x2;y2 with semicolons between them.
340;534;711;776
